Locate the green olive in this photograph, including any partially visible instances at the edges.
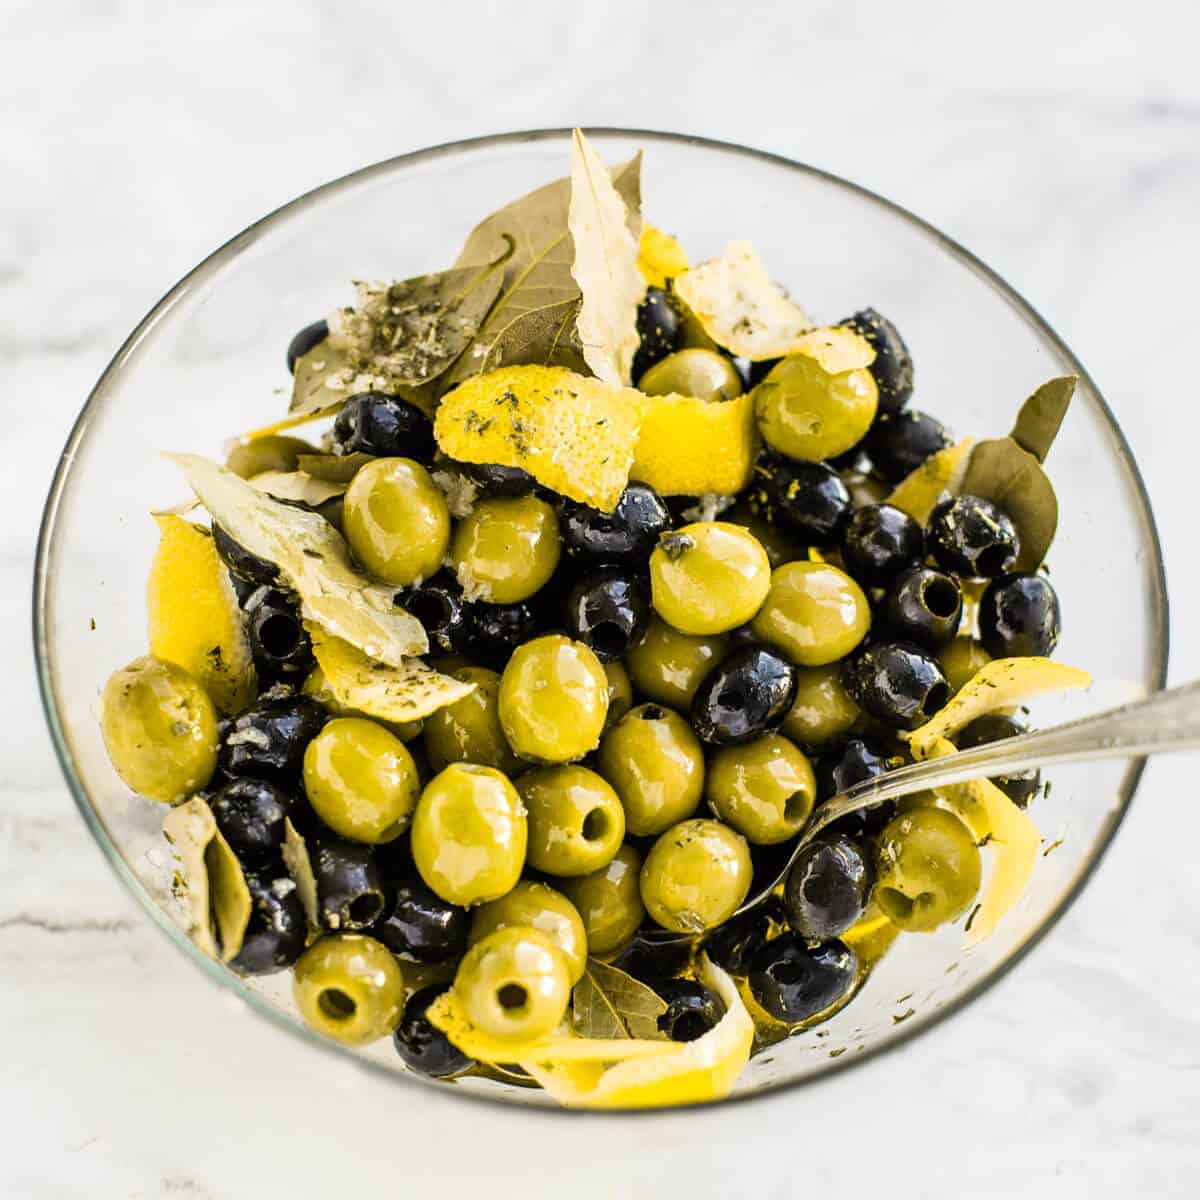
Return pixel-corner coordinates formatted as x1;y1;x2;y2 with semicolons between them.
100;656;218;803
449;494;561;604
498;635;609;763
411;764;527;906
302;716;420;844
517;765;625;877
625;617;728;710
705;734;816;844
469;881;588;984
649;522;771;636
754;353;878;462
603;661;634;729
343;457;450;586
423;666;520;774
596;704;704;837
781;663;862;747
723;503;806;569
939;637;992;696
875;808;982;932
292;934;405;1045
750;560;870;666
454;926;571;1044
638;348;743;402
640;819;753;934
225;435;316;480
559;844;645;956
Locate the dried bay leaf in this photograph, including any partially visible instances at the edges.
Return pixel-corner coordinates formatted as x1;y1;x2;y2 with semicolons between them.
572;959;669;1041
1010;375;1076;463
296;452;376;484
282;817;320;933
248;470;347;506
960;438;1059;571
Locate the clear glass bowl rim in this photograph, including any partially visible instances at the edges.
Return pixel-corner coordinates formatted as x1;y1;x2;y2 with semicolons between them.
32;127;1170;1117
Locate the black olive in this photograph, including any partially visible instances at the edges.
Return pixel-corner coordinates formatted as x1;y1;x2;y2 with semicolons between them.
956;714;1040;808
655;979;723;1042
561;483;672;563
286;319;330;374
881;566;963;647
748;454;852;546
332;392;435;461
608;927;694;984
245;588;315;682
563;567;650;662
748;934;858;1023
454;460;536;497
212;524;280;589
310;835;389;931
370;878;469;963
841;504;925;588
928;495;1020;578
631;287;684;383
979;573;1061;659
691;646;798;746
784;835;873;944
398;571;472;655
842;642;950;731
703;899;783;975
840;308;913;414
230;871;308;975
462;598;542;669
210;778;293;865
863;410;951;482
393;985;475;1078
218;695;327;786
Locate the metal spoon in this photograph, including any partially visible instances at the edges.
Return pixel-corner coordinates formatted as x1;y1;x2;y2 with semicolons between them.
734;677;1200;916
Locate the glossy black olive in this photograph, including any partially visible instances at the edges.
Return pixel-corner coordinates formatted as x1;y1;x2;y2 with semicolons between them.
455;460;536;497
370;878;469;963
398;571;472;655
748;455;852;546
956;714;1040;808
655;979;723;1042
703;899;783;976
842;642;950;731
210;778;292;865
286;319;330;374
784;835;873;943
561;483;672;563
979;573;1061;659
310;834;389;931
840;308;913;415
462;598;542;669
928;495;1020;578
881;566;963;647
748;934;858;1023
245;587;315;682
212;523;280;589
812;737;903;836
393;985;475;1078
218;695;327;785
332;392;435;462
230;871;308;975
563;567;650;662
609;927;694;985
841;504;925;588
631;287;683;382
863;410;951;483
690;645;798;746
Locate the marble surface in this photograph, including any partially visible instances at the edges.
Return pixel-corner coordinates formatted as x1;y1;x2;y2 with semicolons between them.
4;0;1200;1194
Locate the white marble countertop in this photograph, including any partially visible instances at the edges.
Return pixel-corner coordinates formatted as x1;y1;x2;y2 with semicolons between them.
4;1;1200;1195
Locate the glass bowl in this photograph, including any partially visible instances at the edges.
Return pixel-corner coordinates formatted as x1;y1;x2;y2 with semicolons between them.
34;129;1168;1113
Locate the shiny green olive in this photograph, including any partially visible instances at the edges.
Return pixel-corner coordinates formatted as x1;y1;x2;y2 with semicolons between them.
411;764;527;906
939;637;992;696
343;457;450;586
625;617;728;710
650;522;771;636
422;667;520;774
875;807;982;932
638;348;743;402
754;353;878;462
750;560;870;666
449;494;561;604
225;434;316;480
498;635;609;763
596;704;704;837
560;844;645;956
302;717;420;844
100;656;218;803
603;661;634;729
454;926;571;1044
469;881;588;984
723;504;806;569
781;663;862;747
292;934;405;1045
705;734;816;844
640;819;753;934
518;765;626;877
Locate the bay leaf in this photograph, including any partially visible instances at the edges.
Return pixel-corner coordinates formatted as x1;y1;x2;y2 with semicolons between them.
960;437;1058;571
296;452;376;484
248;470;347;506
1010;375;1076;463
568;128;645;385
281;817;320;933
442;151;642;389
572;959;669;1041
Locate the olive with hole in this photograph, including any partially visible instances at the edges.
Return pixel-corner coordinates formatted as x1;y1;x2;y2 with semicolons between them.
640;819;753;934
559;844;645;956
560;482;672;563
639;348;743;402
310;834;390;931
841;503;924;588
783;834;873;943
453;926;571;1044
603;661;633;729
978;573;1061;659
598;704;702;834
928;495;1020;578
625;617;728;710
225;434;316;480
956;714;1040;808
411;763;527;906
397;571;472;655
881;566;963;647
875;807;982;932
450;493;561;605
217;694;327;786
393;984;475;1077
517;765;626;877
842;642;950;731
655;979;724;1042
293;933;405;1045
839;308;913;414
245;587;314;682
703;899;784;975
463;598;542;669
332;392;435;461
750;560;871;667
231;870;308;975
631;286;684;382
748;454;853;546
563;566;650;662
422;666;520;775
212;523;280;589
690;644;798;746
210;778;292;865
100;657;218;803
862;409;951;482
285;319;330;374
748;934;858;1023
369;877;468;963
469;881;588;985
781;663;862;748
705;733;817;845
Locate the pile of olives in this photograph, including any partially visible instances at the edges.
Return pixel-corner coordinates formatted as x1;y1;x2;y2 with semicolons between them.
99;300;1063;1077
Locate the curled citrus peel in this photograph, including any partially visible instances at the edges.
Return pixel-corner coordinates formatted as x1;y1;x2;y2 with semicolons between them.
886;438;976;525
637;222;690;288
